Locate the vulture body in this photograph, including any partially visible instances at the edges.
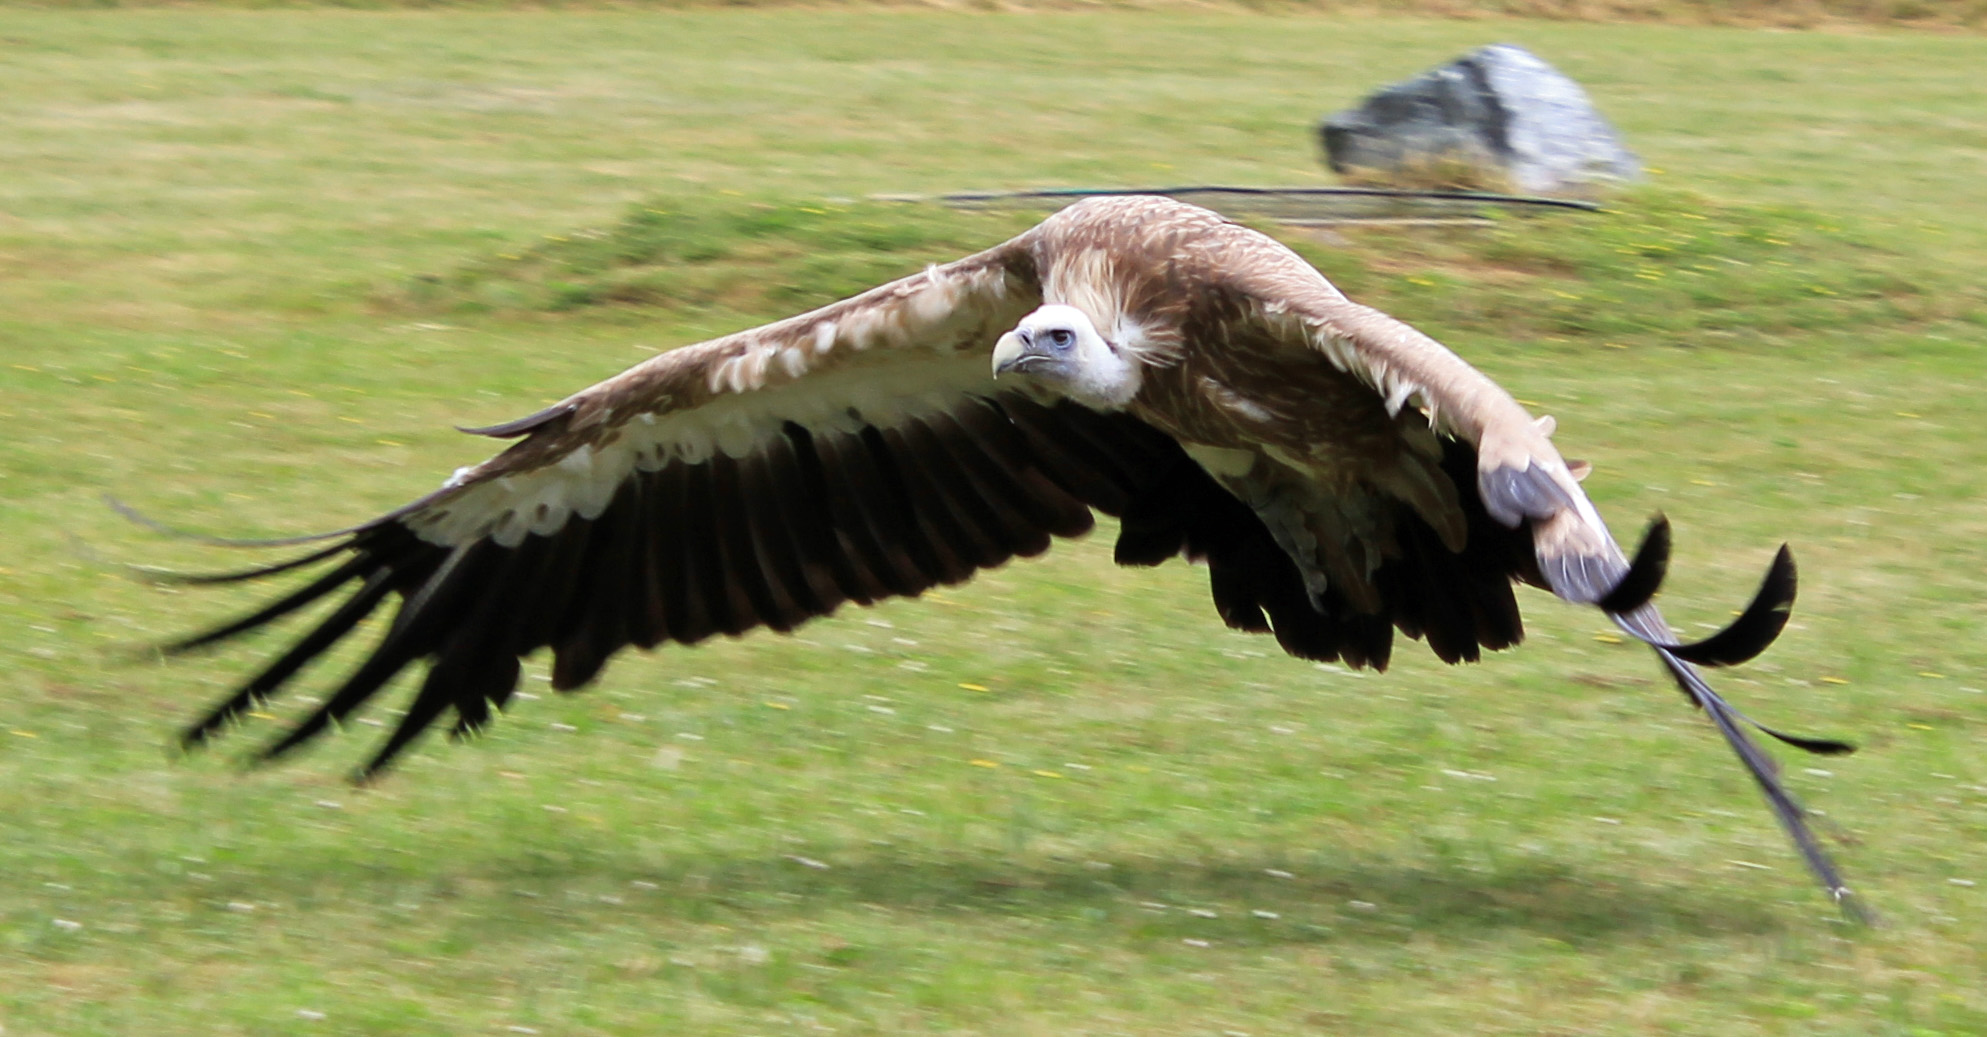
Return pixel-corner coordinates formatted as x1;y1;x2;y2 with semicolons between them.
153;196;1857;913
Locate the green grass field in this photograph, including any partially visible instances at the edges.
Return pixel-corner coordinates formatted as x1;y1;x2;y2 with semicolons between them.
3;9;1985;1035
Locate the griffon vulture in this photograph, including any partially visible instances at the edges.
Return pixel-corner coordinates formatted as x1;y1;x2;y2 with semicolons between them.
149;195;1858;913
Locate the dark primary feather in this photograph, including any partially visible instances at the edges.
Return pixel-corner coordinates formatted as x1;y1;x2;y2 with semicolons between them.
1657;544;1797;670
1615;602;1868;921
165;555;383;654
1596;528;1848;751
133;540;351;587
1596;515;1670;615
150;397;1860;919
1577;525;1860;916
162;396;1565;782
160;400;1846;775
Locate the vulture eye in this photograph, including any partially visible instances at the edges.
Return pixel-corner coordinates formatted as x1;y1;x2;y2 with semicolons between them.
1047;328;1076;349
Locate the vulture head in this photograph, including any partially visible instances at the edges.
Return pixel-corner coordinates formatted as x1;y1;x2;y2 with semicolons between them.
991;303;1142;408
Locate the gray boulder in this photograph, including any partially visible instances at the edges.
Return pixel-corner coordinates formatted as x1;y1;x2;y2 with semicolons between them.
1319;44;1640;196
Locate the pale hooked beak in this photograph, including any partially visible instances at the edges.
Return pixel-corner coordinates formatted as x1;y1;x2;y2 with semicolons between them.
991;329;1030;377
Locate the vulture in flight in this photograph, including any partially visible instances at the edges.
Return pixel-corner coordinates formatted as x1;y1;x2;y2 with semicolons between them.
151;195;1858;913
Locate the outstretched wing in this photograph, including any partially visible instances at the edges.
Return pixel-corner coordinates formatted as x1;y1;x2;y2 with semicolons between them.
158;227;1348;784
164;235;1095;776
1215;240;1861;914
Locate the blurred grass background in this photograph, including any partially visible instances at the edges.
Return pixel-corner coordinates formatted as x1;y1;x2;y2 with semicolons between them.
15;0;1987;31
2;6;1985;1035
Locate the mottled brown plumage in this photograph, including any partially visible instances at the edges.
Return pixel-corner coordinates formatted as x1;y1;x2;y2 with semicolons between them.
149;195;1858;916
